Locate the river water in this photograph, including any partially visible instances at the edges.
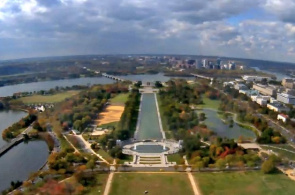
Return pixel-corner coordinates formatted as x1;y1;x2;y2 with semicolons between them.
0;73;194;97
0;141;49;192
0;110;49;192
252;67;290;81
201;109;256;140
0;110;27;148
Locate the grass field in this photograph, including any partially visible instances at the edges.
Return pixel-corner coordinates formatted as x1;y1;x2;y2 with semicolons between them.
167;154;185;165
96;149;114;163
19;90;80;104
109;173;194;195
97;121;118;129
110;93;129;105
157;94;173;139
85;173;109;195
194;171;295;195
200;97;221;109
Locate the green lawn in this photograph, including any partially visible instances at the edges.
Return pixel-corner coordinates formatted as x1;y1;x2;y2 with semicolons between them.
194;171;295;195
109;173;194;195
96;149;114;163
18;90;80;104
167;154;185;165
110;93;129;104
97;121;118;129
156;94;173;139
199;97;221;110
85;173;109;195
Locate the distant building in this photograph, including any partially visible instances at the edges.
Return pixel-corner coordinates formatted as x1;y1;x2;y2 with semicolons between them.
234;83;248;90
267;103;290;112
228;61;236;70
223;81;235;87
242;75;272;82
256;97;268;106
277;114;289;123
285;89;295;96
253;84;277;96
277;93;295;105
35;105;45;112
202;59;207;68
282;78;295;89
239;89;259;96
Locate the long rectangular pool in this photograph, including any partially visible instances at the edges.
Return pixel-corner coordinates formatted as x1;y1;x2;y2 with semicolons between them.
137;93;163;140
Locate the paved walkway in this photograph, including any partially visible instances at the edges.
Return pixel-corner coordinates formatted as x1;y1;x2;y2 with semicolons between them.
187;172;202;195
76;134;110;164
63;134;80;153
103;172;114;195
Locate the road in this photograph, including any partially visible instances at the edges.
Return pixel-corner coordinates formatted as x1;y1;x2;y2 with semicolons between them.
256;113;295;148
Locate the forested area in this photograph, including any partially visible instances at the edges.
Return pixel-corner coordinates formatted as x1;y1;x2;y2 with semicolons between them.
187;138;261;170
158;80;201;140
116;89;141;139
0;99;9;110
58;84;128;132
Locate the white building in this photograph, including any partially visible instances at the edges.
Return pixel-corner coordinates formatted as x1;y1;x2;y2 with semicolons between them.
202;59;207;68
239;89;259;96
234;83;248;90
277;114;289;123
35;105;45;112
277;93;295;105
267;103;290;112
251;95;271;106
223;81;235;87
242;75;272;82
256;97;268;106
253;84;277;96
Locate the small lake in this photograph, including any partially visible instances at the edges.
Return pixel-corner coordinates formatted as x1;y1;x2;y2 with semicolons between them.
201;109;256;140
0;140;49;192
0;110;27;148
0;73;194;97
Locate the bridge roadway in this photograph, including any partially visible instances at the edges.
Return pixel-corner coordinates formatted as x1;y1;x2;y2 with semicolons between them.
0;124;33;157
101;73;126;82
190;73;213;80
0;136;24;157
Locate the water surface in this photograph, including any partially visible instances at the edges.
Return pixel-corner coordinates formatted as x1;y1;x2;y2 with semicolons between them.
0;140;49;192
201;109;256;140
0;110;27;147
137;93;163;140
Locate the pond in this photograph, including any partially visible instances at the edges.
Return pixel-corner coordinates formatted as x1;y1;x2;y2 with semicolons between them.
131;144;169;153
201;109;256;140
136;93;163;140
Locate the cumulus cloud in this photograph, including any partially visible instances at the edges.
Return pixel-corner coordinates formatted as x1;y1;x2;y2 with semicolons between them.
0;0;295;62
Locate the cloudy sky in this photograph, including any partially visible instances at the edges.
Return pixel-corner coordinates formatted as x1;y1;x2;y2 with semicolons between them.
0;0;295;62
